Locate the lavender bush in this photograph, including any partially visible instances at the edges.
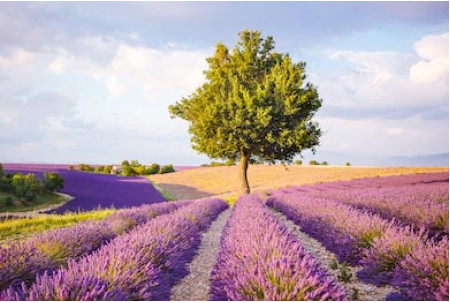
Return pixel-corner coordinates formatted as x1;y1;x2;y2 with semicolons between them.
267;187;449;299
392;237;449;300
211;195;346;300
0;200;190;290
1;198;227;300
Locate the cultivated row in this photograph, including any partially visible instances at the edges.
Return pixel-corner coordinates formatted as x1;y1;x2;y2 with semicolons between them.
2;198;227;300
267;193;449;300
211;195;346;300
0;200;191;291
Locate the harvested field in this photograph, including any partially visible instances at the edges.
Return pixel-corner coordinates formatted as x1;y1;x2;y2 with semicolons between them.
149;165;449;199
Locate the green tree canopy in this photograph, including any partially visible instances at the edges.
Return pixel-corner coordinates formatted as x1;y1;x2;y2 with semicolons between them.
169;30;322;193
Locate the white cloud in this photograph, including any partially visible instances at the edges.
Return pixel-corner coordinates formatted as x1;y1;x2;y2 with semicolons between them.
410;33;449;84
386;128;405;136
47;37;209;98
317;32;449;117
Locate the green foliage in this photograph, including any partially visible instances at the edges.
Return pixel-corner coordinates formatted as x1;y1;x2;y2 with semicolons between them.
350;288;359;300
329;258;339;270
130;160;139;167
321;161;328;165
309;160;319;165
11;173;42;201
346;162;351;166
294;159;302;165
337;262;353;283
43;172;64;192
135;165;147;175
146;163;160;175
78;164;95;172
122;165;137;176
0;195;13;208
160;164;175;174
169;30;321;192
121;160;130;167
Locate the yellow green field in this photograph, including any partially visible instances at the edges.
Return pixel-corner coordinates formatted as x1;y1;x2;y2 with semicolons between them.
149;165;449;200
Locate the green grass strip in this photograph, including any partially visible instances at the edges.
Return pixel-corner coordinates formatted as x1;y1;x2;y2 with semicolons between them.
0;209;116;242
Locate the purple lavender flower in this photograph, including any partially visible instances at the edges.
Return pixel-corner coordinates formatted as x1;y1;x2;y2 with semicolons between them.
0;200;190;290
211;195;346;301
1;198;227;300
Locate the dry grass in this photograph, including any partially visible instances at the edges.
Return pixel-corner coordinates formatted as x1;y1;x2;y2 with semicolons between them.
148;165;449;200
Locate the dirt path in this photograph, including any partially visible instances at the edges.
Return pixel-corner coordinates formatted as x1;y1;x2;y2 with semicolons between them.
170;208;232;301
270;208;396;301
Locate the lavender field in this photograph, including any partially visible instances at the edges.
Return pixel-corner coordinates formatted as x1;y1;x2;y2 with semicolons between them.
0;171;448;301
3;164;166;213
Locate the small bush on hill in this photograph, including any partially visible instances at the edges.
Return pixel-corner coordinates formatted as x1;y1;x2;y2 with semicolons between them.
11;173;42;201
160;164;175;174
294;160;302;165
146;163;160;175
309;160;319;165
43;172;64;192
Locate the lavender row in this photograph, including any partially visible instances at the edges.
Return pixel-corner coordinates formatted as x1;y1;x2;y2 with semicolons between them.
321;185;448;234
280;173;449;235
0;200;191;290
210;195;346;300
1;198;228;300
267;194;448;300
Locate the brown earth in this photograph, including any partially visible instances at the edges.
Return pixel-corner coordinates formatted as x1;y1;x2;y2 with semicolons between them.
148;165;449;200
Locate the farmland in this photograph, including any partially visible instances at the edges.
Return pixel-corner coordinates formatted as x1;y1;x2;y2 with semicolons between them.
148;165;449;199
2;164;166;213
0;166;448;301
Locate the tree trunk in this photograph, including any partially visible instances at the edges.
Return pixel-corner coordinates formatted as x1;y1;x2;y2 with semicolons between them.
239;153;250;194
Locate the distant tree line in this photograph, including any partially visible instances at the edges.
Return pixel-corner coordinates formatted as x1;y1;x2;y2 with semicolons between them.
0;163;64;207
70;161;176;176
121;160;175;176
293;160;351;166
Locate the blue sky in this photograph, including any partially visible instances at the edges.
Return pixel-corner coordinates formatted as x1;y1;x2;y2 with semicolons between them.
0;1;448;166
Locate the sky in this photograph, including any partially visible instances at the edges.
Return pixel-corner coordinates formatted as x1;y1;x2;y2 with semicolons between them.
0;1;448;166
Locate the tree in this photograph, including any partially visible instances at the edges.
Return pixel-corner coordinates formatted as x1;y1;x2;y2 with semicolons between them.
43;172;64;192
294;160;303;165
160;164;175;174
169;30;322;193
321;161;328;166
309;160;319;165
146;163;160;175
11;173;42;201
121;160;130;167
346;162;351;166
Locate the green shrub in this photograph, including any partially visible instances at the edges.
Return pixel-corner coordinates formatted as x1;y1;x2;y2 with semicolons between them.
294;160;302;165
122;165;137;176
321;161;328;165
0;196;13;207
146;163;160;175
43;172;64;192
309;160;319;165
11;173;42;201
78;164;94;172
135;165;147;175
104;165;113;174
346;162;351;166
121;160;130;167
160;164;175;174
